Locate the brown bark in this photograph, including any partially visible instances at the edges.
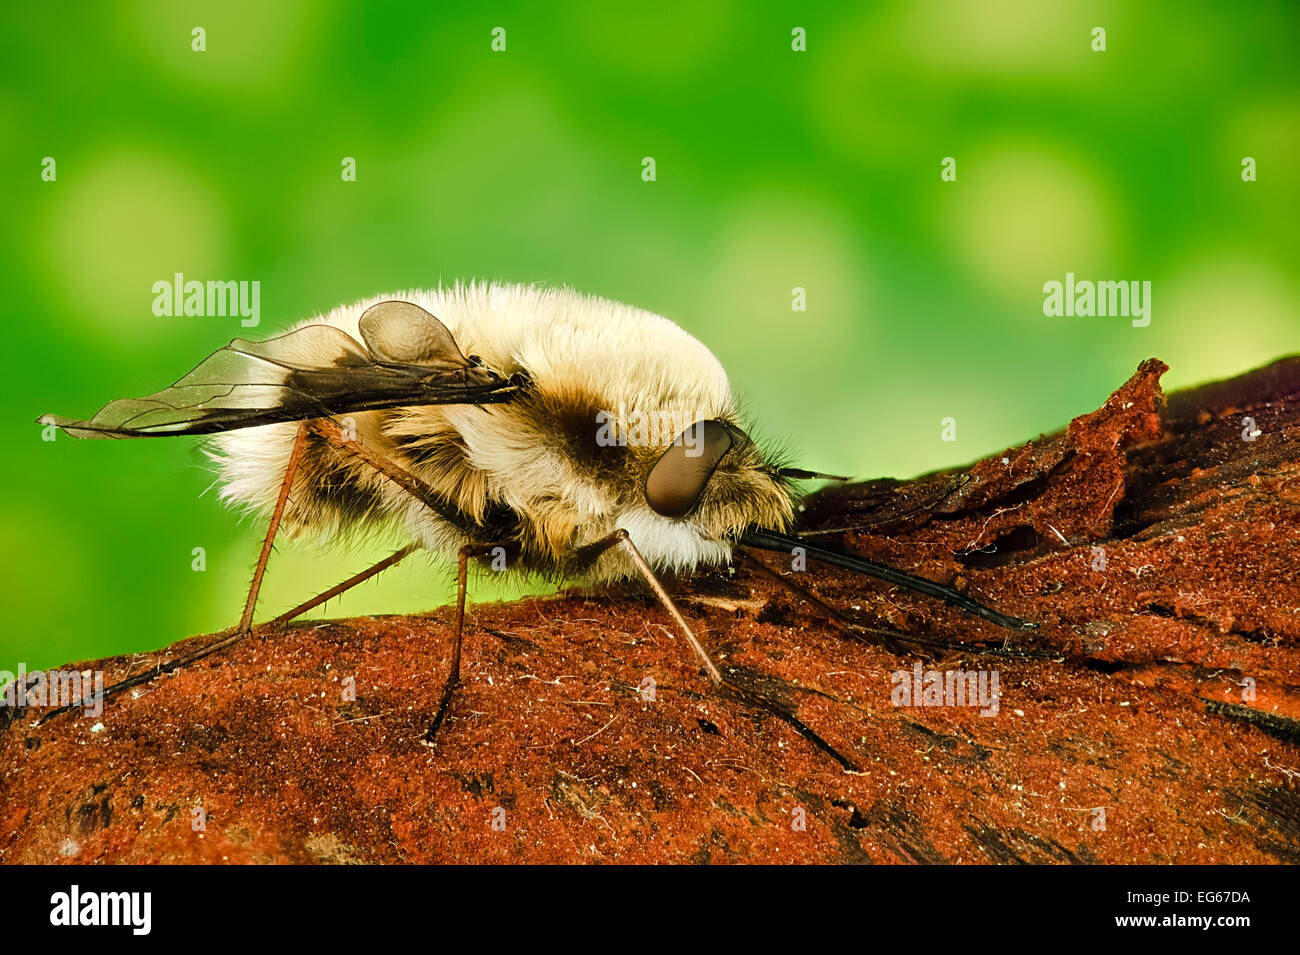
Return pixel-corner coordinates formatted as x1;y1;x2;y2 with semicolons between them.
3;356;1299;863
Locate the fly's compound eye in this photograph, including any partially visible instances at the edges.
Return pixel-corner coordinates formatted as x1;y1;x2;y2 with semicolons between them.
644;419;736;519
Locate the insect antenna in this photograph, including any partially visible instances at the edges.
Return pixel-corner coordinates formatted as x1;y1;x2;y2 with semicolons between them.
769;467;851;481
739;549;1056;660
739;527;1037;631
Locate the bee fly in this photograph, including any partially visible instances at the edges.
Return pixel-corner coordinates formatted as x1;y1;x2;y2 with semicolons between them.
40;283;1034;761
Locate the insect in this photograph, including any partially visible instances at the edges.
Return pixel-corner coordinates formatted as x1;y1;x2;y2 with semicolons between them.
40;282;1034;759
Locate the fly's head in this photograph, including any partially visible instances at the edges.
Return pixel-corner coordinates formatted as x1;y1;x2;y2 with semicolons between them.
639;418;797;545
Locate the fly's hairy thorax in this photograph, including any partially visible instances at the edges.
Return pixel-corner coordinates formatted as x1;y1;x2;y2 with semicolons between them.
208;283;792;582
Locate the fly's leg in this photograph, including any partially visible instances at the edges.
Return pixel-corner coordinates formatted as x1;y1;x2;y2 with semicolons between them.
580;530;861;772
237;422;310;634
423;543;510;745
305;418;469;530
302;418;509;746
738;547;865;635
39;422;310;724
421;530;732;745
39;416;452;726
739;548;1056;662
581;529;723;683
264;543;420;627
739;547;909;653
36;543;420;726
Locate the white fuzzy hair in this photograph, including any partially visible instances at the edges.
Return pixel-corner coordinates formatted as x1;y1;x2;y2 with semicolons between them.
207;282;745;579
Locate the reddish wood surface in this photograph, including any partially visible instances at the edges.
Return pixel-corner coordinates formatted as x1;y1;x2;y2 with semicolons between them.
3;356;1298;863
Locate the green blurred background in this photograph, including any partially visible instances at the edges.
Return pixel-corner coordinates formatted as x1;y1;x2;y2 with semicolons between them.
2;1;1297;673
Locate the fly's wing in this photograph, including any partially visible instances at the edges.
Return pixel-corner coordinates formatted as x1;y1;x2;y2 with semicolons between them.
40;302;520;439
